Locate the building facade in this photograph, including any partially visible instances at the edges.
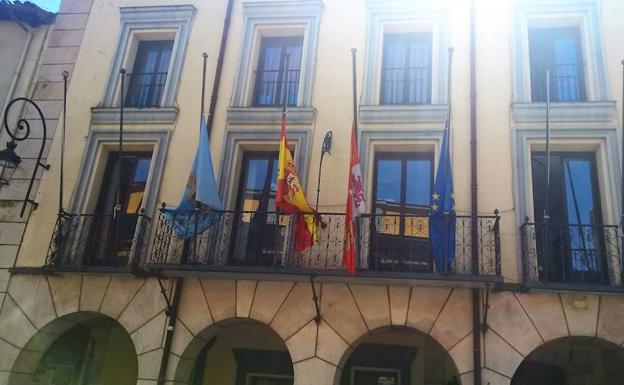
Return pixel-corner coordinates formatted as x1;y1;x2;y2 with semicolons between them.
1;0;624;384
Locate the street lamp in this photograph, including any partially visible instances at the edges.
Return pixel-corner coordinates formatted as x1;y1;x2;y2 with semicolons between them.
0;141;21;186
1;97;49;217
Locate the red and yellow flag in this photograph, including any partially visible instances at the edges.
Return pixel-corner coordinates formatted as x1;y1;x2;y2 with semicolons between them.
276;111;319;253
344;121;366;273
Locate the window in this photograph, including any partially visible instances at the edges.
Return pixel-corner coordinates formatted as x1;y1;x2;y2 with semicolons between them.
253;37;303;107
529;27;586;102
101;5;195;108
85;151;152;265
125;40;173;108
230;151;285;266
531;152;607;284
381;33;432;104
371;153;433;271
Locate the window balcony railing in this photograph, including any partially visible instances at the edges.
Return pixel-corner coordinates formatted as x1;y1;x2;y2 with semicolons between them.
520;221;623;289
46;211;151;269
381;66;431;105
125;72;168;108
252;69;300;107
149;209;501;280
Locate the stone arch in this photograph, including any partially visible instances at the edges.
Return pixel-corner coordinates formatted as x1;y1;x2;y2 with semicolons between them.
0;275;170;383
172;317;295;385
7;311;138;385
332;325;463;385
510;336;624;385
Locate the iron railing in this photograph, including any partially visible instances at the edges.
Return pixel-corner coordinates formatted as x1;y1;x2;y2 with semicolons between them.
520;222;622;287
46;211;151;268
252;69;300;107
380;66;431;104
532;63;585;102
150;209;501;278
125;72;168;108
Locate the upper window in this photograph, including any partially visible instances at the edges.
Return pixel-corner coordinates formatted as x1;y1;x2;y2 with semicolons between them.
529;27;586;102
126;40;173;108
381;33;432;105
253;37;303;107
101;5;195;108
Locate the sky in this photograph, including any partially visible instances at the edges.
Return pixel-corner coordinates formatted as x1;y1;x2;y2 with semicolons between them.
27;0;61;12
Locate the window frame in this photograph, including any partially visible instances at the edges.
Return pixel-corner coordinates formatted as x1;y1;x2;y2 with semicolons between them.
252;36;304;107
372;151;434;216
231;0;324;108
69;129;170;219
380;32;433;105
101;5;195;108
125;39;175;108
528;26;586;103
511;0;609;102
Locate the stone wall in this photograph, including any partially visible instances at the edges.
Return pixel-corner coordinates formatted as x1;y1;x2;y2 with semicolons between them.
1;276;622;385
0;0;94;302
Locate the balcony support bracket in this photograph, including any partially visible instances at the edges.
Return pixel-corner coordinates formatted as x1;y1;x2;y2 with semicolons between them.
481;285;490;334
156;276;174;316
310;275;321;324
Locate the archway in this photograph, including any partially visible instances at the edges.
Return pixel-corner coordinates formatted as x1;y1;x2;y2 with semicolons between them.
176;319;294;385
511;337;624;385
338;326;460;385
9;312;137;385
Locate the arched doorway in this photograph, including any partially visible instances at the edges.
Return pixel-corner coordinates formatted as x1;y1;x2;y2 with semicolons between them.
177;319;293;385
511;337;624;385
338;327;460;385
9;313;137;385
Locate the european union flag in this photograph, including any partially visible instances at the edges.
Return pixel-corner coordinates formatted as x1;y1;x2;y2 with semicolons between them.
429;123;455;272
163;117;223;239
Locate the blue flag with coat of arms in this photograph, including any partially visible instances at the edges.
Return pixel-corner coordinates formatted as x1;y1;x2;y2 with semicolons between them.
429;121;456;271
163;117;223;239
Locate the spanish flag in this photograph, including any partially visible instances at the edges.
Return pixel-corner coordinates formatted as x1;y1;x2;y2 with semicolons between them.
276;110;319;253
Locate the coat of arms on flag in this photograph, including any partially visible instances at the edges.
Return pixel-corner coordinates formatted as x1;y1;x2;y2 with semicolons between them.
276;109;320;253
344;122;366;273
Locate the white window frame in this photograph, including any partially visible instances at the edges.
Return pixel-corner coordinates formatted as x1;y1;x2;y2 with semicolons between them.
362;0;449;106
101;5;196;108
511;0;609;102
231;0;324;108
69;129;170;219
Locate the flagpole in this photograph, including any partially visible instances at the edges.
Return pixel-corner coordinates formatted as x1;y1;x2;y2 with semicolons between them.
351;48;358;131
444;47;454;273
543;70;551;279
201;52;208;123
620;60;624;284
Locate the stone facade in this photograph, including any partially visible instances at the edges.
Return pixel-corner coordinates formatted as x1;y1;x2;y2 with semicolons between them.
2;276;624;384
1;0;624;384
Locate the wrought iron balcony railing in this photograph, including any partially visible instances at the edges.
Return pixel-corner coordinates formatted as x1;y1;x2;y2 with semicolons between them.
381;66;431;105
46;211;151;268
149;210;501;279
252;69;300;107
520;221;623;288
125;72;168;108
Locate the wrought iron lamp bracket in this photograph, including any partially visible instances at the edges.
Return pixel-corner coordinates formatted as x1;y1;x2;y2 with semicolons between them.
2;97;50;217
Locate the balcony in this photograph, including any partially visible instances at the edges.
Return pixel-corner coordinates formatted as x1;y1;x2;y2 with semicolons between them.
148;210;501;283
252;69;300;107
45;211;151;272
125;72;168;108
521;222;623;291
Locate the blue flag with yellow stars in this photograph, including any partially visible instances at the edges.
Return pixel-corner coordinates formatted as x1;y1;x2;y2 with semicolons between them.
429;123;455;272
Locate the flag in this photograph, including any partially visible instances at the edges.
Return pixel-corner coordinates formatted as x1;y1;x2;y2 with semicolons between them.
276;110;319;253
429;122;456;271
343;122;366;273
163;117;223;239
